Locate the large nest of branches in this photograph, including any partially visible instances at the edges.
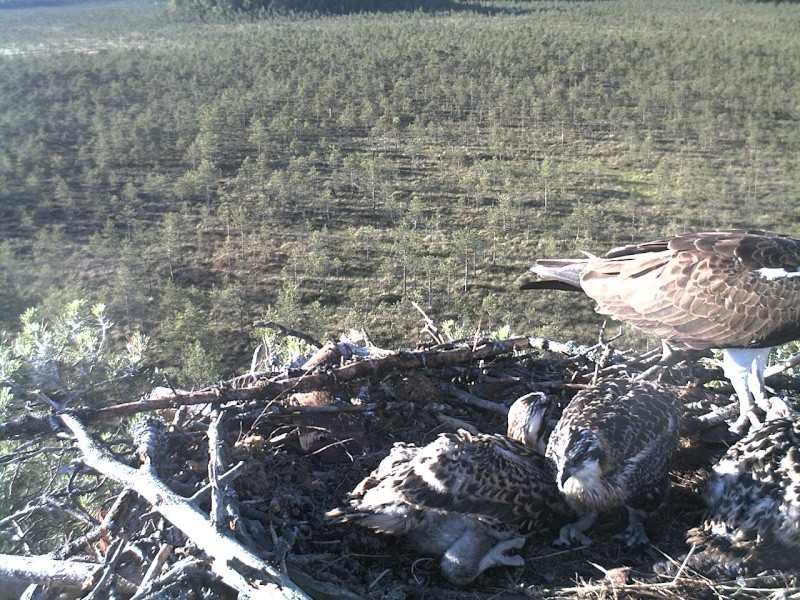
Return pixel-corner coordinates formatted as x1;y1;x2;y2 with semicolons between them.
2;318;800;600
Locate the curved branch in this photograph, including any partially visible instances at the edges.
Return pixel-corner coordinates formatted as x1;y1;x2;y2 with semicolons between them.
59;412;311;600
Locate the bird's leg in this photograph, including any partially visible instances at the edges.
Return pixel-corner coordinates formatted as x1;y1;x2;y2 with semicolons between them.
615;477;669;547
618;506;649;547
748;349;770;412
635;341;691;383
722;348;771;434
554;511;596;547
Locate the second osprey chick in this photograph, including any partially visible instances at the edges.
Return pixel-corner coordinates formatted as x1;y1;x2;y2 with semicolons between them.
545;378;682;547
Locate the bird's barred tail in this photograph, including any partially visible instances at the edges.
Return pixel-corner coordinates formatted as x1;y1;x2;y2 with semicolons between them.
523;258;589;290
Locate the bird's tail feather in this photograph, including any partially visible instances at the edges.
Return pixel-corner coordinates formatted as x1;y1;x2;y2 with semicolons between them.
325;505;412;535
527;258;589;290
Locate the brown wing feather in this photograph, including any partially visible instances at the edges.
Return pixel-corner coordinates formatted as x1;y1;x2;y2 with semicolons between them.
329;431;574;537
546;379;681;511
402;431;572;534
578;230;800;349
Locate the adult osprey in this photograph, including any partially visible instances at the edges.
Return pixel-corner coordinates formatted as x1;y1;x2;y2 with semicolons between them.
326;394;573;584
545;378;682;546
525;229;800;433
682;409;800;576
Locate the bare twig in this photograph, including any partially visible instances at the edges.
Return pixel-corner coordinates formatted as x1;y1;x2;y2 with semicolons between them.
59;412;311;600
129;557;214;600
694;402;739;429
435;414;480;434
765;351;800;378
671;544;697;584
436;382;508;415
189;460;246;505
411;301;446;345
0;554;128;593
0;336;621;441
134;543;174;597
83;538;132;599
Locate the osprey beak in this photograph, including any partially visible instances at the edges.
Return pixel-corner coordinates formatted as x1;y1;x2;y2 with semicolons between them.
560;465;575;487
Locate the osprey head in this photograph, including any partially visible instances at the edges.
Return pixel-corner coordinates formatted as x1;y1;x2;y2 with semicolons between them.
559;428;602;488
507;392;556;454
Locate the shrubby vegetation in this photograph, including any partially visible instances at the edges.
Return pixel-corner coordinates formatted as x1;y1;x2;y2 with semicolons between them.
0;302;150;554
166;0;434;17
0;0;799;385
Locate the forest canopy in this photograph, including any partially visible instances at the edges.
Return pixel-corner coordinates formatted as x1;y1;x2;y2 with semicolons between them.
1;0;800;597
0;0;799;384
166;0;433;16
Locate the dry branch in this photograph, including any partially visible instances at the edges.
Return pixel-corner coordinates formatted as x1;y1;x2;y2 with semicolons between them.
436;382;509;414
59;412;311;600
0;336;617;441
0;554;110;592
254;320;324;349
765;350;800;378
411;300;446;344
134;543;174;597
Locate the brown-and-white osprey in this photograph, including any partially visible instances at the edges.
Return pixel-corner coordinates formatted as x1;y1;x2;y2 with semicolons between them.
545;378;682;547
525;229;800;433
682;408;800;576
507;390;561;454
326;394;573;584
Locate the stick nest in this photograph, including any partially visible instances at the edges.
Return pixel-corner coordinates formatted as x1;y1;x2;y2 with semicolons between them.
8;329;800;600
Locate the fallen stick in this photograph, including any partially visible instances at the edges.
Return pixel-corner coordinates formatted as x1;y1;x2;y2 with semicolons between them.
0;554;118;593
765;351;800;378
134;543;174;597
436;382;509;415
59;412;311;600
254;321;324;349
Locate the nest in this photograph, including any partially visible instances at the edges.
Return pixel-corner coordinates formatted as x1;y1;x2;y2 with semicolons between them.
4;325;800;600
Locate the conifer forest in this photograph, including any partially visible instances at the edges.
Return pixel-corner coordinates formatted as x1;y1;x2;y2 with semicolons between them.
1;0;799;597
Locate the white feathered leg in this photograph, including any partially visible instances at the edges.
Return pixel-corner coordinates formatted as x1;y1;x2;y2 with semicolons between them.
722;348;771;434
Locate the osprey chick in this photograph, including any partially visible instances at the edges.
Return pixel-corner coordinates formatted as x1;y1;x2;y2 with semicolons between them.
683;410;800;576
327;395;572;585
507;391;561;454
525;229;800;433
545;378;682;547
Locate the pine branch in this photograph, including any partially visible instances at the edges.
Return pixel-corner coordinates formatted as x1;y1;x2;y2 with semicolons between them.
59;412;311;600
